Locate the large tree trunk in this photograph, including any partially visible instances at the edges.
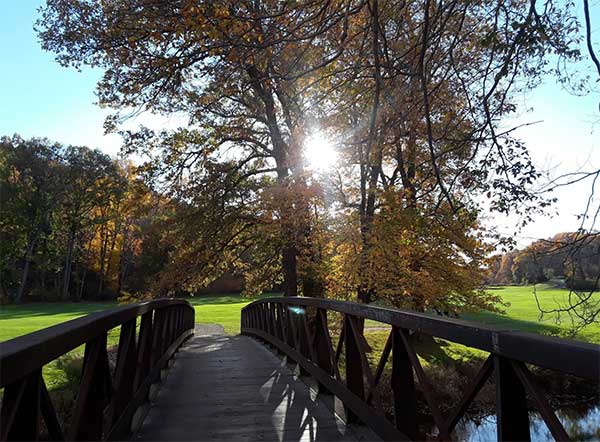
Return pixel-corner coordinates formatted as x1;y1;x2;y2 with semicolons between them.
357;4;384;305
282;244;298;297
77;266;87;301
97;223;109;298
357;225;374;304
62;230;76;301
247;65;301;297
15;237;36;303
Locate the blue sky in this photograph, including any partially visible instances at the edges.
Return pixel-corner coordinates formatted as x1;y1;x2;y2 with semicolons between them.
1;0;599;247
0;1;122;155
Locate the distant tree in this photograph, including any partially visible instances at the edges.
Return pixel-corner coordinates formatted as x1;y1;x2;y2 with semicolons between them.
0;136;60;301
490;232;599;333
496;252;517;284
0;136;147;302
57;145;125;300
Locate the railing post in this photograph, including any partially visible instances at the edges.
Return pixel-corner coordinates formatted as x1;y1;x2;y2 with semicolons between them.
266;303;274;336
161;307;172;355
69;333;111;440
494;355;531;442
107;319;137;430
391;327;418;440
275;304;285;341
0;370;42;441
151;309;165;368
134;311;153;391
258;304;265;332
344;315;365;423
313;308;335;393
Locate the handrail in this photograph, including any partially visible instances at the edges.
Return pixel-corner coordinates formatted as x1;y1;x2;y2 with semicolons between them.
241;297;600;442
0;299;195;441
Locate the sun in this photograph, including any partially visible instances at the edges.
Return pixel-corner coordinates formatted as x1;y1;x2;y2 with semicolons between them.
303;131;338;171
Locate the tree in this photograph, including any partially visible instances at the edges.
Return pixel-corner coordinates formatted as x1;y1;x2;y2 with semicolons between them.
0;136;60;302
37;0;361;296
57;145;125;300
0;136;139;302
314;0;579;307
496;252;517;284
36;0;587;314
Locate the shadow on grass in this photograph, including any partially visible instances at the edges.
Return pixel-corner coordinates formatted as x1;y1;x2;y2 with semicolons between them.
460;310;562;336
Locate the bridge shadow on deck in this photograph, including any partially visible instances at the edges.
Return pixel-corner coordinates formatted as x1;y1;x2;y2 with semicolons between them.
135;326;373;442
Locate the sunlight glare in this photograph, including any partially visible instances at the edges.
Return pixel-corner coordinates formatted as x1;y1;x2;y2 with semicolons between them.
303;131;338;171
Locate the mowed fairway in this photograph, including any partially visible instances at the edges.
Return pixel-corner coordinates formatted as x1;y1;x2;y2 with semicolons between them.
0;294;277;342
186;293;277;334
0;287;597;343
464;285;600;343
0;294;275;390
0;301;119;343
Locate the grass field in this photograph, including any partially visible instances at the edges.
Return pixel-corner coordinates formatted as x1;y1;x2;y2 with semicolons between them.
0;293;276;390
462;284;600;343
187;293;277;334
0;301;119;343
1;285;597;390
1;285;598;343
0;293;276;342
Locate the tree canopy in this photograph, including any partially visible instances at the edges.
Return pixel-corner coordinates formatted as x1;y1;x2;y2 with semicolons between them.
2;0;594;317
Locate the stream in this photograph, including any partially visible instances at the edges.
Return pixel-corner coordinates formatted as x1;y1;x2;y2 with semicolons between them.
436;406;600;441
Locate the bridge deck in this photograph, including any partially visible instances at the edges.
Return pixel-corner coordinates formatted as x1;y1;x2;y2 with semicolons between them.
135;325;373;442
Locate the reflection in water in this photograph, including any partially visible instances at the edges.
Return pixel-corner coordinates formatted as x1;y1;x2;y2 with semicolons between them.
446;406;600;441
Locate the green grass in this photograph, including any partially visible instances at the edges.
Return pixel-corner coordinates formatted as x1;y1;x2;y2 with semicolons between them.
1;286;597;391
3;286;596;343
0;301;119;342
0;293;276;390
0;293;279;342
186;292;278;334
361;284;599;370
364;285;600;343
464;284;600;343
0;301;128;390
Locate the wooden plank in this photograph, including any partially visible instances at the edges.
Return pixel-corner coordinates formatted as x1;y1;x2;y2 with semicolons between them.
244;327;406;441
135;331;375;442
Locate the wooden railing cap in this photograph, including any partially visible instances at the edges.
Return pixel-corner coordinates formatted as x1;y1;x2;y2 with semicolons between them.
243;297;600;381
0;298;194;387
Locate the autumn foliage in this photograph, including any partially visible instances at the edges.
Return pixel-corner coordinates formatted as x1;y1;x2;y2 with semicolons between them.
2;0;593;316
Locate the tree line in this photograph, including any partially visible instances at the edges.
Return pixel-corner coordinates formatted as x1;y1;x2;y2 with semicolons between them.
0;135;174;302
487;232;600;290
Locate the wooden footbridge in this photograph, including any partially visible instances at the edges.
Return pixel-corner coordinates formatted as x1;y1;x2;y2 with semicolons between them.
1;298;598;441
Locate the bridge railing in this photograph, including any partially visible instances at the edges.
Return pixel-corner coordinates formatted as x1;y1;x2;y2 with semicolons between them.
241;297;599;442
0;299;195;441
